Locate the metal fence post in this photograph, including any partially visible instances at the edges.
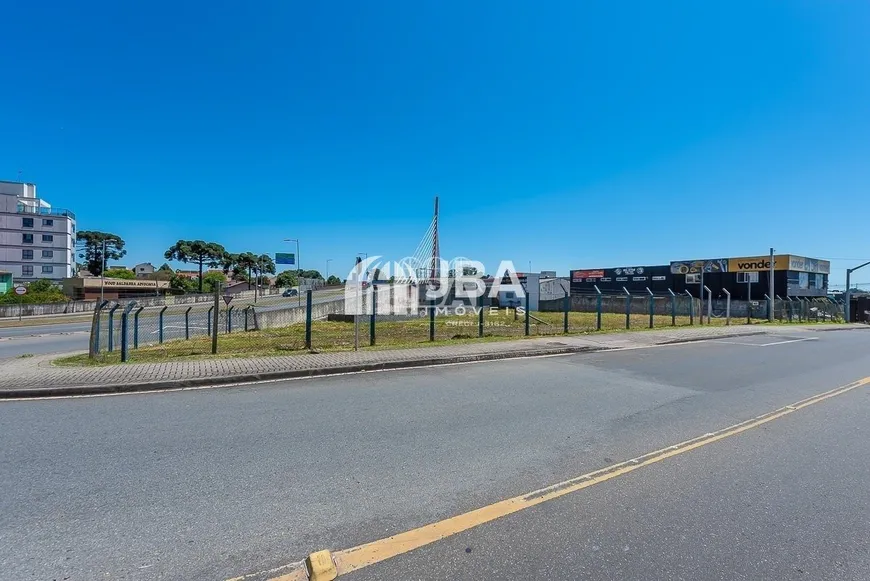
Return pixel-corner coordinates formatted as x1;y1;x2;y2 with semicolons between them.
370;286;377;346
623;287;631;330
120;302;136;363
646;287;654;329
563;289;570;333
764;294;772;323
478;294;484;338
159;306;167;344
107;303;120;352
685;291;694;325
775;295;783;322
668;289;676;326
429;298;435;341
704;285;712;325
227;305;234;333
207;306;214;336
120;307;129;362
184;306;192;340
244;307;249;332
134;306;144;348
211;285;220;355
594;285;602;331
90;300;109;357
306;289;313;349
524;291;530;336
723;289;731;325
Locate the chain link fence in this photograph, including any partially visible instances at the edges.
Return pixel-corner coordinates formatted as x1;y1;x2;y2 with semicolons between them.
88;285;845;363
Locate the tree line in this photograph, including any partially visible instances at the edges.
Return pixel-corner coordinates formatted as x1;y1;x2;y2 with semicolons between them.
75;232;341;294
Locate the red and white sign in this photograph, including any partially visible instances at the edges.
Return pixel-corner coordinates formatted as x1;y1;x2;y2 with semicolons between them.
572;270;605;282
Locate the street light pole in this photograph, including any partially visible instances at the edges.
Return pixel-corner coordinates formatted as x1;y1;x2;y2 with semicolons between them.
326;259;332;283
845;261;870;322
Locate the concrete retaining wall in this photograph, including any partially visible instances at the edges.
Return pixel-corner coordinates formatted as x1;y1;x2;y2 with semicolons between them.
254;299;345;329
0;289;280;318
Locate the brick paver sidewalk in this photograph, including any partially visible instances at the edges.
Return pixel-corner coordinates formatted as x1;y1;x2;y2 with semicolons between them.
1;324;856;397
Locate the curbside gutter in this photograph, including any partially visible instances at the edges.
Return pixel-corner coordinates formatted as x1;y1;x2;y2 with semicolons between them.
1;345;606;399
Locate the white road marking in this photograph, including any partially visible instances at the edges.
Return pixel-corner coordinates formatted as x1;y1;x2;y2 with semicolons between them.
715;337;818;347
758;337;819;347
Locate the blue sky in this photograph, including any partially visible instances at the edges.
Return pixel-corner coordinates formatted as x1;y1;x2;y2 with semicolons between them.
2;1;869;286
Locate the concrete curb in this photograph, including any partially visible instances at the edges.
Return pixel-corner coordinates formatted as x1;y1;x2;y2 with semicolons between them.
0;345;605;399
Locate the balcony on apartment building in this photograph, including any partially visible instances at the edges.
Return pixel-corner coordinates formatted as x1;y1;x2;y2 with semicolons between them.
16;201;76;220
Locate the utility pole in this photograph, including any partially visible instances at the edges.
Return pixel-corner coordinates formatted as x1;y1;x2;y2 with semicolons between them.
326;259;332;283
768;247;775;322
845;261;870;322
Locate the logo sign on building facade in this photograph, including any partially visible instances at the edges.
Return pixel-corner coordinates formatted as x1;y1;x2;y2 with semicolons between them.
670;259;728;274
14;286;27;296
787;256;830;274
572;270;605;282
727;256;790;272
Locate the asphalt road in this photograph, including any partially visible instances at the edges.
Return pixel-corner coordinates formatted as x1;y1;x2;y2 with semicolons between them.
1;328;868;580
0;291;345;358
0;321;91;358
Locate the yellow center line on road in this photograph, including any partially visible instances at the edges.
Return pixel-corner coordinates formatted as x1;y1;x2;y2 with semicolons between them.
242;375;870;581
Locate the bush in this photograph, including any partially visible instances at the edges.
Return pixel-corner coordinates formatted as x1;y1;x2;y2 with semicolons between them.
0;279;68;304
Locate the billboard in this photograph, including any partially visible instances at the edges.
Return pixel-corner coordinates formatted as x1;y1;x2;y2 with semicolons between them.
670;259;728;274
275;252;296;265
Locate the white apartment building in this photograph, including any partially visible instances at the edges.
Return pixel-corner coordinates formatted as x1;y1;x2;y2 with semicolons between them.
0;181;76;284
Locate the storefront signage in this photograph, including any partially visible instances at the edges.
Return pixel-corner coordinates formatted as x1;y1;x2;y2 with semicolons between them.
572;270;604;282
670;259;728;274
614;267;644;276
788;256;830;274
727;255;789;272
80;278;169;289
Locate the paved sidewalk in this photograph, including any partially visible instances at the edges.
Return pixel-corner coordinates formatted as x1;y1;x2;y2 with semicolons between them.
0;324;860;398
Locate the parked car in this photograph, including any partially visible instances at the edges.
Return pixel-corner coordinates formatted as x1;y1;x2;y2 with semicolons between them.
282;288;299;297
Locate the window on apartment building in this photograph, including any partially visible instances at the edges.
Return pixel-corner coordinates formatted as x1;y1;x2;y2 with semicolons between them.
22;265;34;276
22;217;34;228
43;219;54;227
23;233;33;244
41;265;54;274
42;250;53;258
42;234;53;242
22;249;33;260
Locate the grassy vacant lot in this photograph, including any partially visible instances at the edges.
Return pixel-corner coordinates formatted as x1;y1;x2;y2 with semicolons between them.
57;309;734;366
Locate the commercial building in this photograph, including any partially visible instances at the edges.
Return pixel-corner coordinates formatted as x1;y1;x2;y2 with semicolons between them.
571;254;830;300
0;181;76;284
62;277;170;300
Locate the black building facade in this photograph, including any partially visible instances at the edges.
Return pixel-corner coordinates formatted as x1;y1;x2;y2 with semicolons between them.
571;255;830;301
